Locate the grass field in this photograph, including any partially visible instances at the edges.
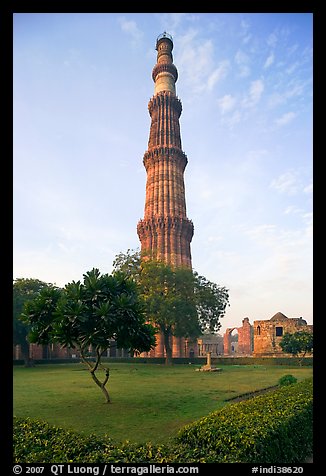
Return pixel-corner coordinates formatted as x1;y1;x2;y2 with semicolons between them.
13;362;313;444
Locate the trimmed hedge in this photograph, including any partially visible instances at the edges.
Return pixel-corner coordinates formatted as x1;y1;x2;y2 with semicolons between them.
13;356;313;366
13;378;312;463
13;418;172;463
175;377;313;463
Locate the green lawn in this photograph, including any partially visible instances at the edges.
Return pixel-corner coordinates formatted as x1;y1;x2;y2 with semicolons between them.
13;362;312;444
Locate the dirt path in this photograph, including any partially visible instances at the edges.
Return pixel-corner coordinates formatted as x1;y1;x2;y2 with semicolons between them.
225;385;279;403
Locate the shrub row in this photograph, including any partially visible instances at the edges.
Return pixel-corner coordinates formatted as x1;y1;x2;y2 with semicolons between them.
13;356;313;366
175;377;313;463
13;378;312;464
13;418;171;463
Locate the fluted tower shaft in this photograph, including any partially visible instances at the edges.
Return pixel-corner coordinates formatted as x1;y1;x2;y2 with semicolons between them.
137;33;194;268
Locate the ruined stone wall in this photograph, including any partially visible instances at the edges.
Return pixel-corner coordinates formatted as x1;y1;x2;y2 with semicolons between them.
253;315;312;356
224;317;253;355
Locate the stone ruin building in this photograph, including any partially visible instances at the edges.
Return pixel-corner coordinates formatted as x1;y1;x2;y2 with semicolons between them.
224;317;254;355
253;311;313;356
223;312;313;356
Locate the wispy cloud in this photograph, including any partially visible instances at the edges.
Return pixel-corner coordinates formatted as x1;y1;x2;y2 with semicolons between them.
176;30;229;94
235;49;251;77
220;110;242;129
217;94;237;114
118;16;143;46
286;62;299;75
158;13;199;33
242;79;264;107
244;221;312;274
270;170;299;195
240;18;252;44
284;205;303;215
206;60;230;91
287;43;298;55
267;31;278;48
264;51;275;69
274;111;296;126
268;81;305;108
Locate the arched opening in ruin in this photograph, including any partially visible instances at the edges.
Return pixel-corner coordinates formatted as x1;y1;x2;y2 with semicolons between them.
229;328;238;354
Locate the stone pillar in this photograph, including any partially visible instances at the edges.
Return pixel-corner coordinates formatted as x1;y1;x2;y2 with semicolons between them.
172;335;181;357
155;332;165;357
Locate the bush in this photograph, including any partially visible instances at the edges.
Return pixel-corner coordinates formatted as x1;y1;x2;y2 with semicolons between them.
278;374;298;386
175;377;313;463
13;417;173;463
14;378;312;464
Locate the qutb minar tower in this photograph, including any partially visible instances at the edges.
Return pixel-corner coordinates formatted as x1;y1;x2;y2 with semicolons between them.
137;32;194;268
137;33;196;358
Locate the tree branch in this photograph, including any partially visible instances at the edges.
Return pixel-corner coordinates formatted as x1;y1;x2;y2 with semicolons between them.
79;347;94;372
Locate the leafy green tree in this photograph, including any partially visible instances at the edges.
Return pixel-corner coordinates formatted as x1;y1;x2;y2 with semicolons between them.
112;248;141;282
279;330;313;365
193;272;229;334
113;250;230;365
13;278;55;367
21;268;156;402
140;260;199;364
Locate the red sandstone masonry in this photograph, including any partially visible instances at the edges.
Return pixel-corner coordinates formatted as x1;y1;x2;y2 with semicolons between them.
137;34;196;357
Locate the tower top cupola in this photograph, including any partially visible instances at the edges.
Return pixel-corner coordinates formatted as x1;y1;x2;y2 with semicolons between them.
152;32;178;95
156;31;174;52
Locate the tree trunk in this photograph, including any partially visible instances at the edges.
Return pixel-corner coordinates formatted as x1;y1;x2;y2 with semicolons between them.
163;331;173;365
298;350;306;366
80;348;111;403
21;340;34;367
90;370;111;403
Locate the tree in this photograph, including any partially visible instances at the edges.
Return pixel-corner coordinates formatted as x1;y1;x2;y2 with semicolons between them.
112;250;230;365
13;278;55;367
140;260;200;365
279;330;313;364
193;272;229;334
112;248;141;282
21;268;156;403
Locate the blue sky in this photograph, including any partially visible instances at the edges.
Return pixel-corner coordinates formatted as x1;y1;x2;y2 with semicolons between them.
13;13;313;333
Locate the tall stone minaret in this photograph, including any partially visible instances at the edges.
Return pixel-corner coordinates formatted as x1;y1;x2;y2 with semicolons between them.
137;33;197;359
137;32;194;269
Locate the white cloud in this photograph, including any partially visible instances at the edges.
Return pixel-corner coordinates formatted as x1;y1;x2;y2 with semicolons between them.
118;17;143;46
284;205;303;215
274;111;296;126
240;19;252;44
250;80;264;102
264;52;275;69
287;44;299;56
217;94;236;114
268;82;306;109
242;79;264;108
206;60;230;91
267;31;278;48
240;19;250;33
243;222;312;274
176;31;229;94
159;13;188;32
235;49;251;77
220;110;242;129
270;171;299;195
286;62;299;75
